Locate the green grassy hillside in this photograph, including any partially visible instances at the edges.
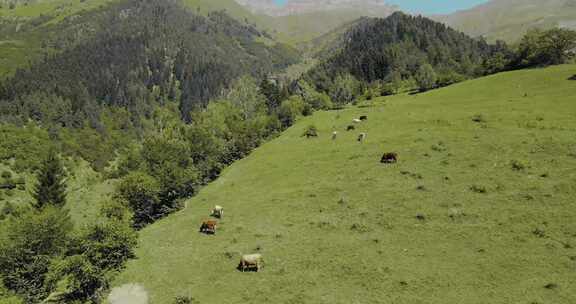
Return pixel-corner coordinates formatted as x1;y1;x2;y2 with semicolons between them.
114;65;576;303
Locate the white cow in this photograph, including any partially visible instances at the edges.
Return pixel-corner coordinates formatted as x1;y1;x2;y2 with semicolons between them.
358;133;367;142
238;254;263;272
211;205;224;218
352;118;362;124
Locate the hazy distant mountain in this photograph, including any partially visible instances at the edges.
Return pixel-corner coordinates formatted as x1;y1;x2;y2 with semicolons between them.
235;0;398;43
236;0;398;16
438;0;576;42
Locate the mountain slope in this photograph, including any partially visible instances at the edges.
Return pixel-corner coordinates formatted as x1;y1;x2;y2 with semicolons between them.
235;0;398;44
438;0;576;42
305;12;501;93
0;0;275;78
112;64;576;303
0;0;298;125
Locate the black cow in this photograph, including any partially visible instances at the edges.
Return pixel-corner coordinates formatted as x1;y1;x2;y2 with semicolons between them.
380;153;398;164
346;125;355;131
359;115;368;121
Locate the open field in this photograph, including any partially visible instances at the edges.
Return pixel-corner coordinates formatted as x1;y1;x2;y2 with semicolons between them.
111;65;576;303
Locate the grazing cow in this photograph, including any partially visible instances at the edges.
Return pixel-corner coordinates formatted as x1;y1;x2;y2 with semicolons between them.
380;152;398;164
199;220;218;234
346;125;355;131
359;115;368;121
332;131;338;140
357;133;367;142
238;254;263;272
211;205;224;218
352;119;362;124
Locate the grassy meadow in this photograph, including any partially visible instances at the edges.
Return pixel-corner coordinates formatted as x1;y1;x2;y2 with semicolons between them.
111;65;576;303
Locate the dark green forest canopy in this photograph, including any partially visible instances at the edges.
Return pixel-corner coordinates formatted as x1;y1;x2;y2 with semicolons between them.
306;12;508;91
0;0;300;127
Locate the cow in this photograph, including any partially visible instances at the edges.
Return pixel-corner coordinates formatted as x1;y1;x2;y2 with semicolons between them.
346;125;355;131
332;131;338;140
357;133;367;142
199;220;218;234
359;115;368;121
238;254;263;272
211;205;224;218
352;118;362;124
380;152;398;164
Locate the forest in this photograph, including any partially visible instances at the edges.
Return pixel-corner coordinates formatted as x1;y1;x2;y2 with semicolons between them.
304;12;576;102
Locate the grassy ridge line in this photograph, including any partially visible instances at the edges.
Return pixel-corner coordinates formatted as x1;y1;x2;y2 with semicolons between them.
112;65;576;303
0;0;117;78
437;0;576;42
0;0;115;20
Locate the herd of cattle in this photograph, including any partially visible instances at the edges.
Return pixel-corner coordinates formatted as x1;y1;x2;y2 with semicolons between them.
198;115;396;274
199;205;263;272
333;115;398;164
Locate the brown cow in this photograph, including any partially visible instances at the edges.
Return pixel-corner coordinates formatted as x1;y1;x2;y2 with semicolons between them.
199;220;218;234
380;153;398;164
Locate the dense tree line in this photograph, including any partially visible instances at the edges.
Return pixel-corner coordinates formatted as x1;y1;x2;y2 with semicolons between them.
305;12;503;95
0;151;137;304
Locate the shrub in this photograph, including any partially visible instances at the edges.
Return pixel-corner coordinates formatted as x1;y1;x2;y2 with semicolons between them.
76;220;138;270
174;295;196;304
115;172;162;228
43;255;105;303
0;178;16;190
415;64;437;92
0;207;72;302
302;125;318;138
511;160;526;171
471;114;486;123
1;171;12;179
278;96;305;128
329;73;361;106
469;184;487;194
100;200;133;223
0;202;21;220
14;177;25;185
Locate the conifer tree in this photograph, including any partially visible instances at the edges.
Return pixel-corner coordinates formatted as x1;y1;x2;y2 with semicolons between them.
32;149;67;209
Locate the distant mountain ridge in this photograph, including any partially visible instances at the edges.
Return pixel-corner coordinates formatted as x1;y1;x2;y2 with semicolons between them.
436;0;576;42
236;0;398;16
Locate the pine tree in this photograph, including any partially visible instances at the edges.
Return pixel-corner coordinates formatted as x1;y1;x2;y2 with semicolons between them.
32;149;67;209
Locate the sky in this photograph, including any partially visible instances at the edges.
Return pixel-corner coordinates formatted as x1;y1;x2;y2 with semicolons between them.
272;0;490;14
